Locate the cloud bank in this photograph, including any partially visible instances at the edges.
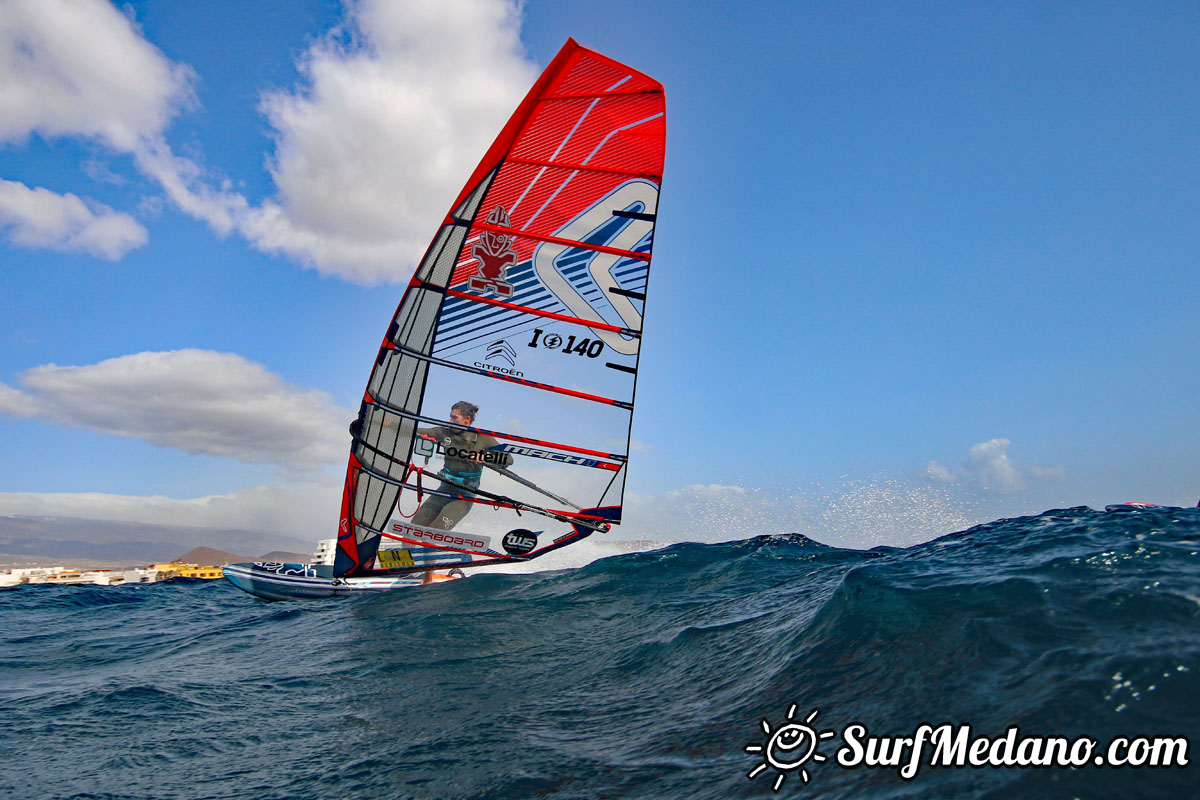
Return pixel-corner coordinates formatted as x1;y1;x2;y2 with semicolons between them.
1;350;351;471
0;480;339;542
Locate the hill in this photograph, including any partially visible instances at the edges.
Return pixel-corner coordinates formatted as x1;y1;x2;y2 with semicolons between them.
171;547;313;566
173;546;245;565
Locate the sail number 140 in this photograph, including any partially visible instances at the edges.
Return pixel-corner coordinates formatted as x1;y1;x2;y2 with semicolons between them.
527;329;604;358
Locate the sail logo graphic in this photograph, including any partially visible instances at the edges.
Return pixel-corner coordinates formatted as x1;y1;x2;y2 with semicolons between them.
468;205;517;297
502;528;539;556
414;436;510;466
746;705;836;792
376;548;415;569
254;562;318;578
743;708;1191;786
474;338;524;377
389;521;490;552
534;180;656;356
485;339;516;366
496;444;604;467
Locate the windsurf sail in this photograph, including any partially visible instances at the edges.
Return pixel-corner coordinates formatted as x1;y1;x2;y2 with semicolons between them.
334;39;666;578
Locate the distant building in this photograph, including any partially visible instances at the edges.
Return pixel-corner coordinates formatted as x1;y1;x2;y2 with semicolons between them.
0;561;223;587
24;568;134;586
149;562;223;580
178;565;223;579
1;567;65;586
312;538;336;565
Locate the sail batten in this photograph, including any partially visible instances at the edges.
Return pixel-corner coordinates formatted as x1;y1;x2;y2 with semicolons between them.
470;222;652;261
334;39;664;578
442;288;641;335
540;89;664;101
368;402;631;461
389;344;632;408
506;156;661;179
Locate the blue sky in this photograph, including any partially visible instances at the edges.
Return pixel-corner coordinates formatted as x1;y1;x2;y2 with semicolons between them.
1;0;1196;551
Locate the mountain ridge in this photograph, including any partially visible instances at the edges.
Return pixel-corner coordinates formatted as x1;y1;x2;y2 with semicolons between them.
0;514;314;569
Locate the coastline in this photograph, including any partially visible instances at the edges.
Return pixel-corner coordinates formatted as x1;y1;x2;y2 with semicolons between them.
1;544;316;587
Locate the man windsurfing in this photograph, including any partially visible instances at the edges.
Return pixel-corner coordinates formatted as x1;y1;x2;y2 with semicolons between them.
412;401;513;530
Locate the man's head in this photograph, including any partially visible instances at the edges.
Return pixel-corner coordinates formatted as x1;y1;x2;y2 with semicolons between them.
449;401;479;426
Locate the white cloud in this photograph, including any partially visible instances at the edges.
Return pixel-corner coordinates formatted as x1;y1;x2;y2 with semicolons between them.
964;438;1024;492
0;178;148;259
0;380;39;418
246;0;536;282
0;0;193;150
923;459;957;483
10;349;352;470
925;438;1066;494
131;138;248;236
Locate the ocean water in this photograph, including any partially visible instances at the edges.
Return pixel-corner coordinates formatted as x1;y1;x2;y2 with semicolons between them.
2;506;1197;799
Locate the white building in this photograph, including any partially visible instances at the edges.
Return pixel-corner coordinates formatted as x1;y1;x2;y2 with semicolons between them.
311;538;336;565
1;566;171;586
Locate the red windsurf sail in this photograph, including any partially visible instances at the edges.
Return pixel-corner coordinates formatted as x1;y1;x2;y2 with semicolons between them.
335;39;665;577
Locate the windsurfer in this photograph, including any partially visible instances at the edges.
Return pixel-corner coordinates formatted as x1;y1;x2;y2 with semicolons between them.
412;401;513;530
